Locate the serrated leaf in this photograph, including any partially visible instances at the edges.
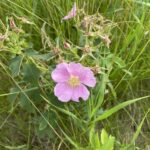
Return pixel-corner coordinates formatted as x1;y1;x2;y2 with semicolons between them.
23;62;41;85
9;55;23;77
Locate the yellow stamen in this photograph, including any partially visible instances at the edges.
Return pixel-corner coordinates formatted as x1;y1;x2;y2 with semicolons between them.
68;75;80;87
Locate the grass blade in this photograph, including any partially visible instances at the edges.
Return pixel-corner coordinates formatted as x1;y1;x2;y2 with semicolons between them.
94;95;150;123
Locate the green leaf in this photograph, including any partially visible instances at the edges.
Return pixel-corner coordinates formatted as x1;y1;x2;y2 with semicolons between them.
39;118;48;131
101;129;109;145
20;93;34;113
23;62;41;85
90;74;108;118
25;49;39;55
105;55;113;69
9;55;23;77
89;127;95;147
89;127;101;149
36;111;57;140
32;52;54;61
106;54;126;68
101;135;115;150
79;32;86;47
7;87;20;111
94;95;150;123
107;82;117;99
95;132;101;149
114;56;126;68
25;49;54;61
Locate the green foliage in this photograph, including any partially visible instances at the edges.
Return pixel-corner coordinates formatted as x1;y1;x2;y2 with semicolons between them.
9;55;23;77
23;62;41;85
0;0;150;149
78;129;115;150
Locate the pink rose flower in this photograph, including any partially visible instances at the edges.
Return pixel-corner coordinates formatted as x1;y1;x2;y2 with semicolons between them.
62;3;77;21
51;62;96;102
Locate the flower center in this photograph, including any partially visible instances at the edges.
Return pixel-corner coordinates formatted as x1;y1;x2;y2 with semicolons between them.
68;75;80;87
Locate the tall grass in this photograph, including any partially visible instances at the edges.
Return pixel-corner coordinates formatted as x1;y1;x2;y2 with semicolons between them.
0;0;150;149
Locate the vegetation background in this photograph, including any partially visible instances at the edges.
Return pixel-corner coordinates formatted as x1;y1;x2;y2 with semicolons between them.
0;0;150;149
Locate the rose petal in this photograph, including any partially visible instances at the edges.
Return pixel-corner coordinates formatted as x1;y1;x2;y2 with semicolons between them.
68;62;96;87
80;68;96;87
71;84;90;101
68;62;84;78
51;63;70;83
54;83;73;102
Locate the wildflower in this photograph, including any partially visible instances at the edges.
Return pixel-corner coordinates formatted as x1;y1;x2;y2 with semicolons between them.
51;62;96;102
62;3;77;21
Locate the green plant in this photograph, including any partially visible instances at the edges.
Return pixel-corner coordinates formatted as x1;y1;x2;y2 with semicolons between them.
0;0;150;149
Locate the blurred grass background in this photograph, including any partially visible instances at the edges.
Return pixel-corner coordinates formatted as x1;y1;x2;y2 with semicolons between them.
0;0;150;149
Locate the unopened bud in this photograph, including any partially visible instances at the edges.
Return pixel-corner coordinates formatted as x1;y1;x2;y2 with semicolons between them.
64;41;71;49
9;17;17;29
